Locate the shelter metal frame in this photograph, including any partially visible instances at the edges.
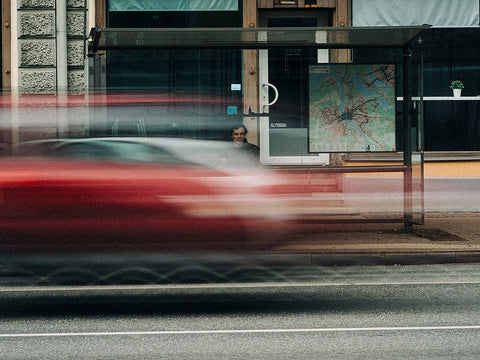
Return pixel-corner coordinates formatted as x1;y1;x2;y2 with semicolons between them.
88;25;431;231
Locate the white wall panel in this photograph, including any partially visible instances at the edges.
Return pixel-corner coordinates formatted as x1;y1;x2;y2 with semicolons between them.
353;0;479;27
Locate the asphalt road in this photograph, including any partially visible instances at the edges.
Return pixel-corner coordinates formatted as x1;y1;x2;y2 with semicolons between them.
1;264;480;359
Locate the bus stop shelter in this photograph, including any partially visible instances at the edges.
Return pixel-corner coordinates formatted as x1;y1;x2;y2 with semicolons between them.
88;25;430;231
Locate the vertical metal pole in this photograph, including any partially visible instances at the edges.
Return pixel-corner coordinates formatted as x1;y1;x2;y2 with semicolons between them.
419;50;425;225
418;50;424;154
403;46;413;232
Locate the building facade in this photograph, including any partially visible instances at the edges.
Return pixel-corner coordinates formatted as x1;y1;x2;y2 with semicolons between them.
1;0;479;165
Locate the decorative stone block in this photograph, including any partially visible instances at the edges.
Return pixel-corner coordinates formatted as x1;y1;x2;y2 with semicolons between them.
67;40;85;66
18;106;57;128
67;0;85;8
20;127;59;142
19;11;55;37
19;69;56;94
19;39;56;66
67;106;89;137
18;0;55;9
68;70;86;92
67;11;86;37
68;125;89;138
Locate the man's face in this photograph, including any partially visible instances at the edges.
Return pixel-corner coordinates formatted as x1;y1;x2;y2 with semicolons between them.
231;127;246;144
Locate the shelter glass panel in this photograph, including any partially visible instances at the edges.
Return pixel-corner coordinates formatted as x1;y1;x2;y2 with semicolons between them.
99;5;243;139
354;28;480;152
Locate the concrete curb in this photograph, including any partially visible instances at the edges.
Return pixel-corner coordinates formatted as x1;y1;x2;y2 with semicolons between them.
312;252;480;266
250;251;480;267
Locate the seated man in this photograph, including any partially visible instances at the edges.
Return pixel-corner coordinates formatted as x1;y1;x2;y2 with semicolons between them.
224;124;260;167
230;124;259;156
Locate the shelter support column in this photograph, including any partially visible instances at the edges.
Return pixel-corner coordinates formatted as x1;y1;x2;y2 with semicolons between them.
403;47;413;232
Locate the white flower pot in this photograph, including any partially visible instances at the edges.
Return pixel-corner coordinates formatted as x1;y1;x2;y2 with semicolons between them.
453;88;462;97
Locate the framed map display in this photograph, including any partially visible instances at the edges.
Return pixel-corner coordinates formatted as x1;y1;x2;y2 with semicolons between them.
309;64;396;152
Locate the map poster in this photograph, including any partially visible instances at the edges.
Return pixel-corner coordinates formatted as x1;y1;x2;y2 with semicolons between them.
308;64;396;153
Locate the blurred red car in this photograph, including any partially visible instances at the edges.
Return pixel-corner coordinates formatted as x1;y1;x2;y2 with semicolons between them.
0;137;293;253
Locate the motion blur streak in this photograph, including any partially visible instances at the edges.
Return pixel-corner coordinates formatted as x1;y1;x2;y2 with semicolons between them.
0;138;298;253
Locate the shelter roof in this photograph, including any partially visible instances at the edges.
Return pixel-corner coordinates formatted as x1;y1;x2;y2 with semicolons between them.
89;26;430;52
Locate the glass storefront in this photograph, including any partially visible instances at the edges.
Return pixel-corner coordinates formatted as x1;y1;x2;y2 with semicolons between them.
102;3;479;152
354;28;480;152
97;4;243;139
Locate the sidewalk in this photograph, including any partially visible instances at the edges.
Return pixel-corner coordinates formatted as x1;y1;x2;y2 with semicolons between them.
265;213;480;266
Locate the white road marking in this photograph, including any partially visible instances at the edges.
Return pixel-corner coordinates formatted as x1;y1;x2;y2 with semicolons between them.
1;326;480;338
1;281;480;293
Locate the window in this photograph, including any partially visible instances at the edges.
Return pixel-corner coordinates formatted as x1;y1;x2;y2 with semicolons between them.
354;28;480;152
99;3;243;139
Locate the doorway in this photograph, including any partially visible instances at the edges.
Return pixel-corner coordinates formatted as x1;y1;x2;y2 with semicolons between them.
258;10;330;165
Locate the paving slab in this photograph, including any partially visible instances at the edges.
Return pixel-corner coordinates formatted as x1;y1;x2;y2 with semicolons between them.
265;213;480;265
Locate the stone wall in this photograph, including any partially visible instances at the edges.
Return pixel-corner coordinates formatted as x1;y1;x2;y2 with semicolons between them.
17;0;87;94
16;0;89;138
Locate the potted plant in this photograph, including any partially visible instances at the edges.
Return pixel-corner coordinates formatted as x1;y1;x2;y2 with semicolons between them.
450;80;464;97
